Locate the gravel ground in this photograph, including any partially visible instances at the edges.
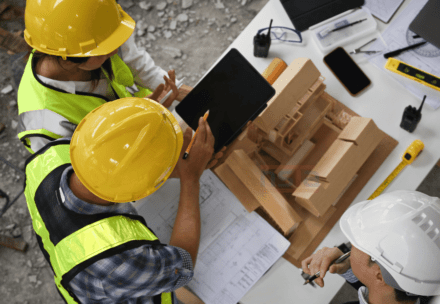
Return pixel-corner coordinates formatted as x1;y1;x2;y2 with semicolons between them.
0;0;267;303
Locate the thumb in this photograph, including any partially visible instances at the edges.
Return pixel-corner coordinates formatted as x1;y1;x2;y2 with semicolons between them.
329;264;344;274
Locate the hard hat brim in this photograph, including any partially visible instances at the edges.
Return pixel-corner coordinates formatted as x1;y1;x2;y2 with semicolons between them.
25;8;135;57
86;9;136;57
339;200;370;252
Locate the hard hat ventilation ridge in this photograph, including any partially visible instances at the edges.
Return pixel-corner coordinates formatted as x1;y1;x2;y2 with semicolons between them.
412;207;440;250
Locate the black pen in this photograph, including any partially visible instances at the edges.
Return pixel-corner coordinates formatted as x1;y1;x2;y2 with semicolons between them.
332;19;367;32
303;251;351;285
383;41;427;59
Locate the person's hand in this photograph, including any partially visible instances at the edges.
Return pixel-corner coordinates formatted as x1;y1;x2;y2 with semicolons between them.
146;70;178;108
172;116;215;182
159;70;179;108
301;247;351;288
169;144;225;179
206;146;227;169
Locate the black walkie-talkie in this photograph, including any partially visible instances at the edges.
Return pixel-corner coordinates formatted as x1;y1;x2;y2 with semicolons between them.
254;19;272;58
400;95;426;133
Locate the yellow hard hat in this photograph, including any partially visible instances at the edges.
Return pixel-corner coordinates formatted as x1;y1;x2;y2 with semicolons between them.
24;0;135;58
70;97;183;203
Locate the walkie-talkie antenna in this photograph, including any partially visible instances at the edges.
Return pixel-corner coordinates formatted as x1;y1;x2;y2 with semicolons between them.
418;95;426;113
267;19;273;38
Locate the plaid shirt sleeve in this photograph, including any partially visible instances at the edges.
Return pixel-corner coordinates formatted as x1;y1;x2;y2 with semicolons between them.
61;166;194;302
339;268;359;283
69;243;193;302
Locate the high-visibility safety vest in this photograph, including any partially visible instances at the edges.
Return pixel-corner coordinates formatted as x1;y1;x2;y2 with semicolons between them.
24;139;174;304
17;50;153;153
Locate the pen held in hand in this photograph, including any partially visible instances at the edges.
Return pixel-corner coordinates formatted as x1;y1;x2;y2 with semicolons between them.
303;251;351;285
183;110;210;160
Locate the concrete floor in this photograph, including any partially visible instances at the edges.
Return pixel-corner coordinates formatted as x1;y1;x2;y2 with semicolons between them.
329;161;440;304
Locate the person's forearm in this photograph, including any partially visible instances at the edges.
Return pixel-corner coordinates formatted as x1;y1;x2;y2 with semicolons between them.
119;34;168;89
169;178;201;267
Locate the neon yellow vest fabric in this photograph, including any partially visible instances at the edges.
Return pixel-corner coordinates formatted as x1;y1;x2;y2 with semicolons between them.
25;142;172;304
17;51;153;153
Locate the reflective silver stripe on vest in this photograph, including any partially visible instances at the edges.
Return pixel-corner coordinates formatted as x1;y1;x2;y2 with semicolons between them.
18;109;74;137
125;84;139;95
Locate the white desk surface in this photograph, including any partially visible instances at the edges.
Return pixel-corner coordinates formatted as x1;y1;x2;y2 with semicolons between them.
204;0;440;303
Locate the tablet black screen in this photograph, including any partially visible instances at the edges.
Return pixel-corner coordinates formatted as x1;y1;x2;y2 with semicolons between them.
175;48;275;152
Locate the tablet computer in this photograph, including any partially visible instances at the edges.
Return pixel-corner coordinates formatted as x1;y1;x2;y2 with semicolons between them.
175;48;275;152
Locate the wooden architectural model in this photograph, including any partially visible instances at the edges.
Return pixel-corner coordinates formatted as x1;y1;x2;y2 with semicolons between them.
213;57;387;267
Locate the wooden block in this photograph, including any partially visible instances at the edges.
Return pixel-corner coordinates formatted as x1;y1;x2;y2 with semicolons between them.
297;123;340;184
294;90;329;135
260;140;289;164
294;181;327;217
262;57;288;85
284;206;336;260
310;140;355;183
285;133;398;267
213;128;259;169
254;58;321;133
175;287;204;304
326;110;352;130
216;150;302;235
318;118;384;182
293;117;384;216
323;118;342;134
296;81;326;110
214;162;261;212
249;151;268;171
276;140;315;179
338;117;381;146
280;94;331;156
319;91;337;111
332;174;358;206
254;207;285;235
293;142;359;216
176;84;193;102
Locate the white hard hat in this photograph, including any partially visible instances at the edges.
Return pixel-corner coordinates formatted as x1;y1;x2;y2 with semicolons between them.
340;190;440;296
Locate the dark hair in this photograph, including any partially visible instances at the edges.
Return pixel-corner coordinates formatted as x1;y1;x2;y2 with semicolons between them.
32;51;114;92
368;257;432;303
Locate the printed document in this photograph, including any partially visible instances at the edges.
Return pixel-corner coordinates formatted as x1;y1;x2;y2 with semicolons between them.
134;170;290;304
363;0;403;23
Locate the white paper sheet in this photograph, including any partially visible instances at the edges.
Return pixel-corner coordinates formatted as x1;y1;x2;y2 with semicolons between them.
364;0;404;23
368;0;440;109
135;170;291;304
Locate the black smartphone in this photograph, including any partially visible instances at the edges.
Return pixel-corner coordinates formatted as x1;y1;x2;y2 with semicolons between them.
324;47;371;96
